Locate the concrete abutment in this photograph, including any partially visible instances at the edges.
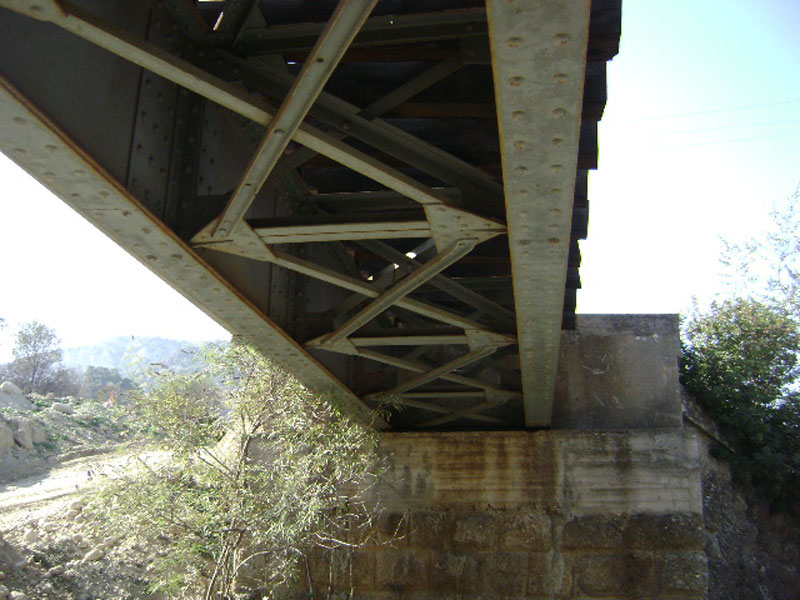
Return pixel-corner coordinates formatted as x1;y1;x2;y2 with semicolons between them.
286;315;708;599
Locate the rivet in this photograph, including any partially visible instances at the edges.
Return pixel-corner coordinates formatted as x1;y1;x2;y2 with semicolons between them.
517;190;529;198
552;138;564;146
73;169;85;177
99;190;110;198
70;192;80;198
507;37;522;48
12;116;25;124
12;148;26;155
511;110;525;121
509;76;524;87
552;107;567;118
142;227;151;234
549;208;562;217
145;255;157;261
553;73;568;84
316;57;325;63
514;165;528;174
274;128;285;136
513;140;528;150
29;5;42;13
550;188;561;196
553;33;570;46
550;164;563;173
548;238;560;245
548;223;560;231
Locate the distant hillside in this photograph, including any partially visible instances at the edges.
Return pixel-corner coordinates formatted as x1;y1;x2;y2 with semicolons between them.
62;336;223;374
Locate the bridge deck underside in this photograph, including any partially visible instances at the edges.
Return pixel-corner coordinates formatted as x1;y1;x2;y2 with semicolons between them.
0;0;620;430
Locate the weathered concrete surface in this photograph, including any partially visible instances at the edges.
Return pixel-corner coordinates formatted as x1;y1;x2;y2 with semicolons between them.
553;314;682;429
281;429;707;599
379;429;701;515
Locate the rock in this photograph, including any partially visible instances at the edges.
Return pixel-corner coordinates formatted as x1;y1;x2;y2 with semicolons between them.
0;570;5;580
65;510;80;520
68;499;85;511
29;421;46;444
0;421;14;451
22;530;38;544
0;382;22;395
9;419;34;450
12;427;32;450
51;402;74;415
46;565;65;577
9;591;28;600
0;584;7;598
83;548;104;562
0;389;33;412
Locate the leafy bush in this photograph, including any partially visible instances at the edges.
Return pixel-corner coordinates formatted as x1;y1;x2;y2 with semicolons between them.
681;298;800;513
88;341;384;599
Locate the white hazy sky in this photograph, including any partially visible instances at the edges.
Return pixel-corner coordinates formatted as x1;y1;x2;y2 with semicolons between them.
1;0;799;360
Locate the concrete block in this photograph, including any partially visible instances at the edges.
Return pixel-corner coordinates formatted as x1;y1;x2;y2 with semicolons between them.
554;314;682;429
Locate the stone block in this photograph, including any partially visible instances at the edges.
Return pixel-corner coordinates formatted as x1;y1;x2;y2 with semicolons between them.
367;511;408;549
481;552;527;596
574;552;659;597
562;514;706;552
657;552;708;596
374;549;430;592
409;511;453;550
626;513;705;550
452;514;500;550
329;549;374;593
431;552;482;594
499;512;551;551
528;551;572;597
562;516;627;550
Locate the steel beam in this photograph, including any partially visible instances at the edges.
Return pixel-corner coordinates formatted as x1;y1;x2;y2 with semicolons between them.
310;239;479;348
213;0;377;237
487;0;590;427
235;7;488;55
253;219;431;244
366;345;501;399
2;1;498;232
0;75;384;428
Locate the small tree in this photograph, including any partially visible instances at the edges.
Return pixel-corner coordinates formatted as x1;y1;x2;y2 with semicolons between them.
89;342;384;599
682;298;800;512
8;321;63;393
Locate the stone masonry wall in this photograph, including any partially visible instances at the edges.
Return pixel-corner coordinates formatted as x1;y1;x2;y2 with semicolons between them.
281;429;707;599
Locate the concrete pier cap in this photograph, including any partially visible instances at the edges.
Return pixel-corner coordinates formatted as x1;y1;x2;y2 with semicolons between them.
553;314;682;430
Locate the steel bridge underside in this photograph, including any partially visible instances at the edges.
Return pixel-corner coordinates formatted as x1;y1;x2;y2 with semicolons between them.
0;0;620;430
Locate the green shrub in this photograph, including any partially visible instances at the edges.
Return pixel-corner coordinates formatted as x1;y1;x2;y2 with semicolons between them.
681;298;800;513
88;341;384;599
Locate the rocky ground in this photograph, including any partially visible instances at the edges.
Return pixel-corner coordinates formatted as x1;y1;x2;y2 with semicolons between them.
0;381;173;599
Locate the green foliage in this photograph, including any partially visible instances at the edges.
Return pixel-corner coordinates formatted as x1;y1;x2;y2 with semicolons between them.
681;298;800;513
7;321;63;393
80;365;136;401
88;341;384;599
